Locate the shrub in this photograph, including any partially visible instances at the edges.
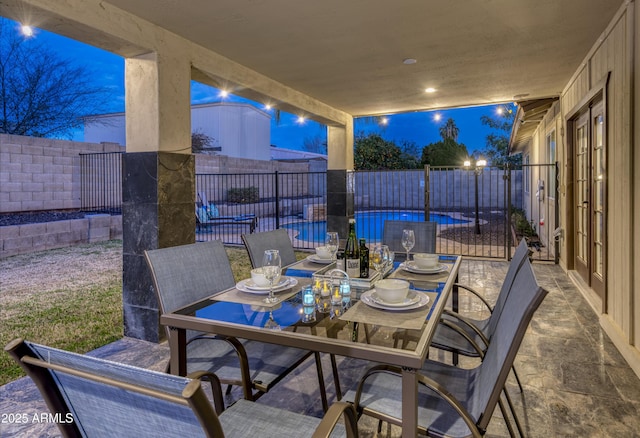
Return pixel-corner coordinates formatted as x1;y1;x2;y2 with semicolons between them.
511;206;536;237
227;187;259;204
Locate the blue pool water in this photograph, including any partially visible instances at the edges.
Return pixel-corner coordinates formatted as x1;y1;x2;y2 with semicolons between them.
285;211;469;243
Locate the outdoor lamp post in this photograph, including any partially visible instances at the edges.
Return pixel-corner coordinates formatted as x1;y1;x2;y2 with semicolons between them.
464;159;487;234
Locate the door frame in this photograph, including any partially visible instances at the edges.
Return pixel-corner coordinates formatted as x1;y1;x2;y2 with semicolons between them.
565;72;609;312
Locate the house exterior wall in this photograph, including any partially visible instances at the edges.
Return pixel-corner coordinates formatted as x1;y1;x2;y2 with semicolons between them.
84;102;271;160
524;2;640;376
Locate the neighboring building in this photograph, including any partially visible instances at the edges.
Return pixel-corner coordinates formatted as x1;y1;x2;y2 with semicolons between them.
270;146;327;171
84;102;273;161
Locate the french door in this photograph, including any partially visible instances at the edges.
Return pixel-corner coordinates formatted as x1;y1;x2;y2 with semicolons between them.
573;100;605;300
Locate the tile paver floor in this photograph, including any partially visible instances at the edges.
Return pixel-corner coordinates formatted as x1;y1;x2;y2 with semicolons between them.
2;259;639;437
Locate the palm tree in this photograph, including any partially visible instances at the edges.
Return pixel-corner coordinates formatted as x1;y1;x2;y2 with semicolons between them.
439;118;459;141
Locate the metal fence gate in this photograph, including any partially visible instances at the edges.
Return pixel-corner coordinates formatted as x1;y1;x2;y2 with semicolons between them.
79;152;122;214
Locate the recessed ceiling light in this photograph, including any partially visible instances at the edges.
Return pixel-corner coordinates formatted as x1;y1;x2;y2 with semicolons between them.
425;88;437;93
403;58;417;65
20;25;34;37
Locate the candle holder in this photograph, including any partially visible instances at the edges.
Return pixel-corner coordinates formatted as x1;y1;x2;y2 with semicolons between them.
312;269;350;311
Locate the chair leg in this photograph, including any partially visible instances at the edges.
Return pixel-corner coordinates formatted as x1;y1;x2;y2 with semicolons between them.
512;365;524;392
502;388;525;438
314;352;329;413
330;354;342;400
225;384;233;396
497;397;517;438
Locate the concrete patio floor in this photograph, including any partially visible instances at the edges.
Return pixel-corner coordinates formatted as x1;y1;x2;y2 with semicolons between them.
2;259;640;437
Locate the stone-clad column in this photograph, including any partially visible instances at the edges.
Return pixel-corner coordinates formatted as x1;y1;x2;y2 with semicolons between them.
122;51;193;342
326;122;354;240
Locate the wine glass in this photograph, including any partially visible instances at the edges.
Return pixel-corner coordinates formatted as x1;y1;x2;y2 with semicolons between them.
401;229;415;263
326;232;339;262
262;249;281;304
371;244;389;278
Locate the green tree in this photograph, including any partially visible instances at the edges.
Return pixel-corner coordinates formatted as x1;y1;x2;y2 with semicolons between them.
0;18;113;138
480;105;520;166
421;118;468;166
421;138;469;166
354;133;411;170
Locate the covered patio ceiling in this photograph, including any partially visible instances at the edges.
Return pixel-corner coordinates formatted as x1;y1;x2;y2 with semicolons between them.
1;0;624;118
93;0;623;117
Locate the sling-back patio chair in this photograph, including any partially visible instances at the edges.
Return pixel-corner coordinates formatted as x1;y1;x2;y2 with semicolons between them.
241;228;298;268
5;339;358;438
242;229;343;400
432;238;531;383
345;258;547;437
145;240;328;409
393;239;530;389
382;220;437;261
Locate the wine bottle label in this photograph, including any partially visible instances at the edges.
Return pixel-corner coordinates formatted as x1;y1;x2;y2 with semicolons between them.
346;258;360;278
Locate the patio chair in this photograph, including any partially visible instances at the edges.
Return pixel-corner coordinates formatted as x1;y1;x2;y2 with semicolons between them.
241;228;298;268
431;238;532;384
196;192;258;234
5;339;358;438
345;258;547;437
145;240;329;409
382;220;437;260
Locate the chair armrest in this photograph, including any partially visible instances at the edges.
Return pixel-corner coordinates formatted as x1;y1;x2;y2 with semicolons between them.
439;318;487;357
452;282;494;312
415;373;483;438
186;334;254;401
311;401;359;438
353;364;482;438
441;310;490;347
187;370;225;415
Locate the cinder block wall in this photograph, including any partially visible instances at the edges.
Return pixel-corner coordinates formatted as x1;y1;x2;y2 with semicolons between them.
0;214;123;259
0;134;123;214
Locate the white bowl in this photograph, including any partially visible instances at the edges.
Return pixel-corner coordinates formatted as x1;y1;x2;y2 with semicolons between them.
375;279;410;303
315;246;332;259
251;267;281;287
413;253;439;269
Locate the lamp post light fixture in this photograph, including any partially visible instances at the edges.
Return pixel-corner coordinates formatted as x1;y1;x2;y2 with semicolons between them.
464;159;487;234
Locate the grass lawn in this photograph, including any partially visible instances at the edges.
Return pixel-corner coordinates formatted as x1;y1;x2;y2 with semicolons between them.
0;241;303;386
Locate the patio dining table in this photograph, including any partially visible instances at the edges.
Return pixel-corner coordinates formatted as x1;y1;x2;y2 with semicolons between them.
161;254;462;437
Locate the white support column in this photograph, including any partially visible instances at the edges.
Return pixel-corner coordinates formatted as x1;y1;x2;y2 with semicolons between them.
326;121;355;239
125;52;191;153
122;51;195;342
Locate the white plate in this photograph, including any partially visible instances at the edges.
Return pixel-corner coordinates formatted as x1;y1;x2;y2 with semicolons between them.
401;261;448;274
236;277;298;294
306;254;334;264
361;289;429;311
244;277;288;290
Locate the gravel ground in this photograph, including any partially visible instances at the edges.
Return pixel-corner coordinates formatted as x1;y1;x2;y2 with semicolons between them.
0;210;89;226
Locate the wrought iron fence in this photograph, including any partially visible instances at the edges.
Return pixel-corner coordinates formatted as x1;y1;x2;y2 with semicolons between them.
79;152;123;214
196;171;327;246
79;153;556;261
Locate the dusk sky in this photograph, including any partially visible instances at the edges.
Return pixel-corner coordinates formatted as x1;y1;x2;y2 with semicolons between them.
5;17;508;156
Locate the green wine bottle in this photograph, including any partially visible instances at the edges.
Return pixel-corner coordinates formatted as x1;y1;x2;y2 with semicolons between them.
359;238;369;278
344;219;360;278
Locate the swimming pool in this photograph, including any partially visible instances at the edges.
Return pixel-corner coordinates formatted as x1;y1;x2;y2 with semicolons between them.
285;211;470;244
